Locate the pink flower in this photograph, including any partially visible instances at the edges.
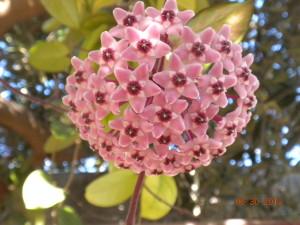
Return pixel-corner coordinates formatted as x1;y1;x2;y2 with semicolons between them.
198;62;237;108
109;108;152;149
151;129;185;159
84;74;120;119
121;24;171;67
110;1;146;38
182;135;222;166
111;64;161;113
141;94;188;138
215;108;247;146
146;0;194;35
88;31;128;77
63;0;259;175
232;52;260;98
175;26;220;63
153;53;201;103
185;101;219;138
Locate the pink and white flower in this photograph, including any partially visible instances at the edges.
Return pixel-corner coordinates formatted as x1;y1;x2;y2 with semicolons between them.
63;1;259;175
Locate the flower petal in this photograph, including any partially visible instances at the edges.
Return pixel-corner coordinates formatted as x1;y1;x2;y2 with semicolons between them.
200;27;216;44
182;83;199;99
114;67;131;84
101;31;115;47
144;81;161;97
129;97;147;113
111;88;128;102
113;8;128;24
170;53;183;71
133;1;144;15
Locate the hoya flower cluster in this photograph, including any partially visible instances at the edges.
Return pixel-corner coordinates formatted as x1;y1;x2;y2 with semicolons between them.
63;0;259;176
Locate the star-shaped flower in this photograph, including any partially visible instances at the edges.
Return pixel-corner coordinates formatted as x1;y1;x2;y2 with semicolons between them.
185;101;219;137
146;0;194;35
175;26;221;63
110;1;147;38
141;94;188;138
153;53;201;103
198;62;237;108
109;108;152;149
88;31;128;77
111;64;161;113
121;24;171;67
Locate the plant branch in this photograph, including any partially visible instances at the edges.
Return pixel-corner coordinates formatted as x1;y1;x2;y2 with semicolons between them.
144;185;196;219
0;78;67;113
63;140;81;192
126;172;145;225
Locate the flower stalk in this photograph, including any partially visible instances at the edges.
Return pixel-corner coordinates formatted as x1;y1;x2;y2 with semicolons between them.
125;172;145;225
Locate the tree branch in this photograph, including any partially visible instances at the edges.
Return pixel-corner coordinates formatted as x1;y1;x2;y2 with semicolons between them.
0;99;48;166
0;0;46;36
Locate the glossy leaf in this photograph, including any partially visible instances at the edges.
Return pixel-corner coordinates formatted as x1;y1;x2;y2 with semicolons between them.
42;18;62;33
58;206;83;225
22;170;65;209
50;119;77;140
196;0;210;11
29;41;70;72
141;176;178;220
41;0;81;29
188;0;254;42
92;0;121;13
177;0;196;10
44;134;77;153
85;170;137;207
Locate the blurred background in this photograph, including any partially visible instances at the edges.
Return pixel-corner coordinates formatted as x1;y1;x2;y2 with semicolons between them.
0;0;300;224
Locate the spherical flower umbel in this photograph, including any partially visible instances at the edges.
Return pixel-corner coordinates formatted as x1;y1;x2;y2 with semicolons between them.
63;0;259;176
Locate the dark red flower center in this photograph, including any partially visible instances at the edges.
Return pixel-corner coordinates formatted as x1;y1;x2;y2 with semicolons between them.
226;124;236;135
152;169;163;175
194;146;206;157
69;101;77;112
102;48;114;62
160;33;170;45
164;156;176;165
161;10;176;22
156;108;172;122
172;72;187;87
123;15;137;26
82;113;93;124
95;91;106;104
127;81;142;95
191;42;206;57
158;135;171;145
131;152;144;161
194;112;207;125
238;67;250;81
220;40;231;54
75;71;85;83
137;39;152;54
245;96;255;108
211;81;224;95
125;125;138;137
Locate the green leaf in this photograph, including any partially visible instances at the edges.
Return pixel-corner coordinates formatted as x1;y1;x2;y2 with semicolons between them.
85;170;137;207
177;0;196;10
50;119;77;140
29;41;70;72
41;0;81;29
141;176;178;220
44;134;77;153
92;0;121;13
42;18;62;33
188;0;254;43
81;24;108;53
196;0;210;12
58;206;83;225
22;170;65;209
